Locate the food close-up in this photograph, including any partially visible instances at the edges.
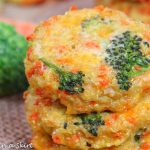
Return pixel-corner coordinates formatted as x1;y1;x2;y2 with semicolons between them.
24;6;150;150
0;0;150;150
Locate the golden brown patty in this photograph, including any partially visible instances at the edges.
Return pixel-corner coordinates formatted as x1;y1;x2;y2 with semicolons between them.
24;6;150;150
25;89;150;149
25;6;150;114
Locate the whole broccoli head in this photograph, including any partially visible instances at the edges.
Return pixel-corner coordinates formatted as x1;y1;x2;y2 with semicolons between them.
0;22;28;96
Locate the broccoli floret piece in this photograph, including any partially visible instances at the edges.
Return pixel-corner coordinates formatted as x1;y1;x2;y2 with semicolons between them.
40;58;85;94
0;22;28;97
81;15;111;31
74;113;105;136
134;128;147;143
105;31;150;90
81;15;101;29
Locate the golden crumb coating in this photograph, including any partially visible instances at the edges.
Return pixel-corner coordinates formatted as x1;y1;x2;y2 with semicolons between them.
24;6;150;150
25;89;150;149
25;6;150;114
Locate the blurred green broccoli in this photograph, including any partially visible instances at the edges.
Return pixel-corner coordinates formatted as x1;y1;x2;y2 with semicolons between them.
0;22;28;96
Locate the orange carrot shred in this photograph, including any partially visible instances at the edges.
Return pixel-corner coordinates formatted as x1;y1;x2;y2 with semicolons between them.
99;78;110;88
27;47;33;61
134;65;142;71
126;116;137;125
27;60;44;78
71;133;81;142
90;101;97;106
85;41;100;49
35;87;44;96
53;136;62;144
34;99;40;106
95;5;105;12
42;98;52;106
140;143;150;150
105;114;118;127
26;34;34;41
70;5;78;11
29;112;39;121
23;91;29;99
113;131;123;139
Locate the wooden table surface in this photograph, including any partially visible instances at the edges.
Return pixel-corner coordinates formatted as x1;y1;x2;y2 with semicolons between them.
0;0;95;23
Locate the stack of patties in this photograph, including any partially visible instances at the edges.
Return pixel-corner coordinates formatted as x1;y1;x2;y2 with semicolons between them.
24;6;150;150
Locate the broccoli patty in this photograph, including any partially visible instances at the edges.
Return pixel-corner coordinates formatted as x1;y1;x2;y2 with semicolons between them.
25;89;150;149
25;6;150;114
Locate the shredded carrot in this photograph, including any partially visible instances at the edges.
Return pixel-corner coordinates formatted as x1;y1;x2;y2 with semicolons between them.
52;135;62;144
35;87;44;96
139;6;150;15
90;101;97;106
105;114;119;127
56;58;72;64
99;78;110;88
140;143;150;150
134;65;142;71
124;6;132;15
56;89;69;95
85;41;100;49
98;65;109;76
50;16;58;24
98;65;110;87
120;19;130;26
105;148;114;150
144;31;150;42
70;5;78;11
44;16;58;26
126;115;137;125
95;5;105;12
42;98;52;106
113;131;123;139
29;112;39;121
27;47;33;61
143;87;150;93
55;45;69;53
23;91;29;99
143;131;150;137
71;133;81;142
43;20;50;26
26;34;34;41
71;69;79;73
27;60;44;78
34;99;40;106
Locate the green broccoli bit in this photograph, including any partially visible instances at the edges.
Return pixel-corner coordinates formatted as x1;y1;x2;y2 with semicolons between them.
134;128;147;143
81;15;111;31
40;58;85;94
0;22;28;96
74;113;105;136
105;31;150;90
